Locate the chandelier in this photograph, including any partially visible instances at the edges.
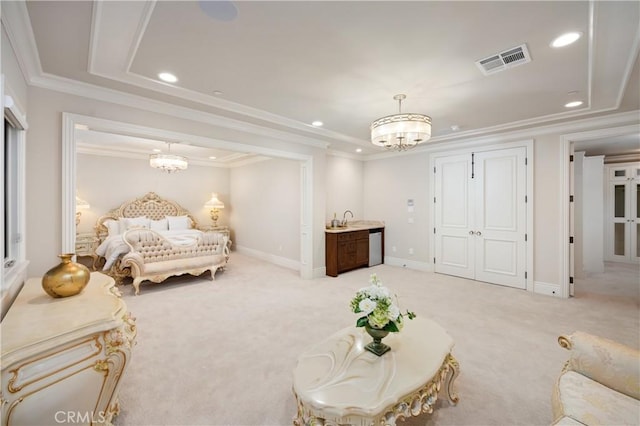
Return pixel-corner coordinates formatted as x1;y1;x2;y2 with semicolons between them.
149;142;188;173
370;94;431;151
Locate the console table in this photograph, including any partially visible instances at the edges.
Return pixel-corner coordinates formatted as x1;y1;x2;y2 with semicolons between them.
0;272;136;425
292;317;459;425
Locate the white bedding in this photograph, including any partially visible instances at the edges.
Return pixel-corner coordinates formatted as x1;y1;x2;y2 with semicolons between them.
96;229;204;270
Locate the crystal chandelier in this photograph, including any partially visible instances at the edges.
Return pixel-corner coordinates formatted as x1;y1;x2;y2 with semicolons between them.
370;94;432;151
149;142;188;173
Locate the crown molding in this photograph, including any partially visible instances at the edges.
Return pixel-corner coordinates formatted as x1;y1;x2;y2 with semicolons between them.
85;0;363;147
65;112;316;165
5;0;638;159
604;154;640;164
30;72;331;150
76;145;229;168
1;0;42;81
363;110;640;162
326;149;366;161
616;22;640;109
227;156;272;169
2;3;333;151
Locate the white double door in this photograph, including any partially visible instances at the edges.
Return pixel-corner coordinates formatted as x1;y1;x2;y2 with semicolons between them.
434;147;528;289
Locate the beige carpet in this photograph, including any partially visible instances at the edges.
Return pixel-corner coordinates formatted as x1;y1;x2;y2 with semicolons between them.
114;254;640;426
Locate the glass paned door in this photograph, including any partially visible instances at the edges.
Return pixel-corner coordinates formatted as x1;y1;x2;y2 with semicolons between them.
614;185;626;217
606;163;640;263
614;222;626;256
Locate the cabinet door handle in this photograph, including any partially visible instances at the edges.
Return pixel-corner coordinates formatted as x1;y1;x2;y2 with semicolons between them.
476;231;482;236
469;230;475;235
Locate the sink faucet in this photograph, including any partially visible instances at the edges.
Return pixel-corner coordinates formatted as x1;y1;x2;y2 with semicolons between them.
342;210;354;226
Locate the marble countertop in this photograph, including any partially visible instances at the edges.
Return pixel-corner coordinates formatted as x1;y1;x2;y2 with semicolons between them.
325;220;385;233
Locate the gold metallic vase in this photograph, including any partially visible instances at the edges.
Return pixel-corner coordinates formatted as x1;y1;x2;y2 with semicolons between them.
42;253;90;298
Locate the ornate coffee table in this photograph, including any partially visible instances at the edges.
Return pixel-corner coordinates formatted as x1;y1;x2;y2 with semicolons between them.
292;317;459;425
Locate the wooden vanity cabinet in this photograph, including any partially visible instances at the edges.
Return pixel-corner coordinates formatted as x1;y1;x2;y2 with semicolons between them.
326;229;372;277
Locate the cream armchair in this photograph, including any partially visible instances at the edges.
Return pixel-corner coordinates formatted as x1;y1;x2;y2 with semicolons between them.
122;229;228;295
552;331;640;425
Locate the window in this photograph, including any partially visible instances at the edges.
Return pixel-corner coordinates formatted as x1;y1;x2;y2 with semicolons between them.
2;91;28;316
4;118;20;267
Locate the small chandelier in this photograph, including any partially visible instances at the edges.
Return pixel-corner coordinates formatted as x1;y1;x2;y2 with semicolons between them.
149;142;188;173
370;94;431;151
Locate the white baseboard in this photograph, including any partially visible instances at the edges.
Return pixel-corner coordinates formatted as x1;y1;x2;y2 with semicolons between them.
534;281;563;298
383;257;433;272
234;245;300;271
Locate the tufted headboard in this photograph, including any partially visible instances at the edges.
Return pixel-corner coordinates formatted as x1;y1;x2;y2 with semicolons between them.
95;192;198;241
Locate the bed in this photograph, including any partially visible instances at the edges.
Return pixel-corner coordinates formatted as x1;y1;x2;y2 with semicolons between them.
93;192;228;289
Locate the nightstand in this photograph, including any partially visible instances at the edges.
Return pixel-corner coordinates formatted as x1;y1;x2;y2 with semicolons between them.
75;232;98;269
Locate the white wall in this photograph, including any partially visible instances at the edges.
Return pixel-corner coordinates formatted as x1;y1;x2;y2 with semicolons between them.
358;135;564;287
25;86;327;276
582;155;604;273
532;134;564;287
229;158;300;265
363;152;431;267
17;74;640;290
2;26;28;114
1;22;30;315
76;153;229;234
574;151;585;278
326;155;364;223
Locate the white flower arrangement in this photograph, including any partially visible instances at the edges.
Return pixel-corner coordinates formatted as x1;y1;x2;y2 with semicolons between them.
350;273;416;332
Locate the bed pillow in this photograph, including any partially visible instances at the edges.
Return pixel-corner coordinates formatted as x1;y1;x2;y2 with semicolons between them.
124;216;150;230
104;219;123;236
150;218;169;231
167;215;190;230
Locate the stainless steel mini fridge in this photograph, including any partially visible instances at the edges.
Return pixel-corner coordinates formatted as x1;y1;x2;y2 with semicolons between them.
369;230;383;266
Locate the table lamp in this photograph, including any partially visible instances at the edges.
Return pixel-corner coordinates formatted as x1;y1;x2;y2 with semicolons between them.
204;193;225;227
75;194;90;226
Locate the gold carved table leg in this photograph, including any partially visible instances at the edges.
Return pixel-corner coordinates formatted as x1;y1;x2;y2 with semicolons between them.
444;353;460;405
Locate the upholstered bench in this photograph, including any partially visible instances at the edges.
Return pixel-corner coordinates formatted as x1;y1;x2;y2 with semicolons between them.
552;332;640;425
122;229;228;295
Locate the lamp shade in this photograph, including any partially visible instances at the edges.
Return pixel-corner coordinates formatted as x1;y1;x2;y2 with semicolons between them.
370;94;431;151
204;193;225;209
75;195;90;210
149;154;188;173
149;142;188;173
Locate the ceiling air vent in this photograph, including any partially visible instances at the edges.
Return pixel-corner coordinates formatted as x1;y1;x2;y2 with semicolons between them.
476;44;531;76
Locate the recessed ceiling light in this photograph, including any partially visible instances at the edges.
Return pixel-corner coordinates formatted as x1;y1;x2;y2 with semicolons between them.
450;124;460;132
158;72;178;83
152;148;162;152
356;148;362;153
74;124;89;131
551;32;582;48
311;121;323;127
213;90;223;96
209;156;217;160
565;101;583;108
